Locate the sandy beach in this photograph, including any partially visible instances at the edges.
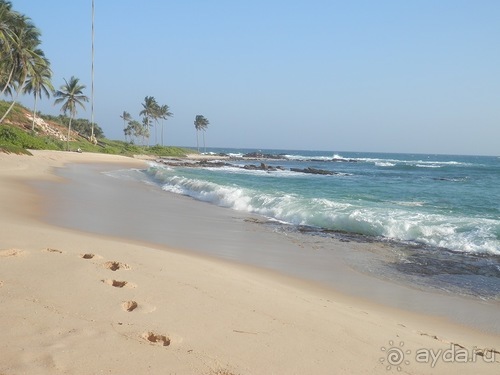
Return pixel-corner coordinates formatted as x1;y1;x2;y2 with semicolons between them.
1;150;499;375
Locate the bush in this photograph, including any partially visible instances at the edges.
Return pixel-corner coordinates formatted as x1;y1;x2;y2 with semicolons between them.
0;125;62;150
147;145;190;157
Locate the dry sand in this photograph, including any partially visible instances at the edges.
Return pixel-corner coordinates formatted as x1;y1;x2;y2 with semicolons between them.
0;150;499;374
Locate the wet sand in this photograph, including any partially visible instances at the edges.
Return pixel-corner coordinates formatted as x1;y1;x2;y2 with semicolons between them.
1;150;499;374
40;162;500;334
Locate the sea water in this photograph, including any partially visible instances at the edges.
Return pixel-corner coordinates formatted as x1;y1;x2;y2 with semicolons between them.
119;148;500;299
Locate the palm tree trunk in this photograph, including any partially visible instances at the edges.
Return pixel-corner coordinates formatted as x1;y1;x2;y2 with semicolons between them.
161;121;164;146
203;130;206;153
66;116;73;151
196;130;199;152
0;77;25;124
0;65;15;97
90;0;95;139
31;95;38;131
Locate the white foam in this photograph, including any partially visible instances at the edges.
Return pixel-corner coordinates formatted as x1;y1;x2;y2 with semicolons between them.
143;166;500;257
375;162;396;167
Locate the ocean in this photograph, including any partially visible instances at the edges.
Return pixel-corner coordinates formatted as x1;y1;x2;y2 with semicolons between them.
113;148;500;300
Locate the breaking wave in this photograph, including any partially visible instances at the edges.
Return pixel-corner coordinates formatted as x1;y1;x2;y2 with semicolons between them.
146;165;500;256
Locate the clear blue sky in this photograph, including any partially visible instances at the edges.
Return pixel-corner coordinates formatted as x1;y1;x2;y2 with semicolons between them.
12;0;500;155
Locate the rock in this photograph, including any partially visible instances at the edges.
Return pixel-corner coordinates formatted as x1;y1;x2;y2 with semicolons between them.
242;152;286;160
242;163;284;172
290;167;335;175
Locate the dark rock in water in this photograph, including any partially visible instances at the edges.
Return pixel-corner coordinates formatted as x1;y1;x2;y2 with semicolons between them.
242;152;286;160
243;163;284;172
156;159;232;168
197;160;233;168
290;167;336;175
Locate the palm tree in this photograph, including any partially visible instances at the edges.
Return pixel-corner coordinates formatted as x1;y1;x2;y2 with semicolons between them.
139;96;158;146
54;76;89;151
0;1;24;96
194;115;209;153
120;111;132;141
23;55;54;131
0;11;46;124
0;1;18;94
126;119;142;145
157;104;173;146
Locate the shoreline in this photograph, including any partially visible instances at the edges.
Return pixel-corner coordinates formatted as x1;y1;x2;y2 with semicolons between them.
41;157;500;334
1;150;499;374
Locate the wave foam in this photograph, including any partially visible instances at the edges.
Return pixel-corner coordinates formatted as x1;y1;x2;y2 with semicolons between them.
145;166;500;256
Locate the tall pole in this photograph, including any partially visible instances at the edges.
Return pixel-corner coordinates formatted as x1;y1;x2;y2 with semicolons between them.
90;0;95;140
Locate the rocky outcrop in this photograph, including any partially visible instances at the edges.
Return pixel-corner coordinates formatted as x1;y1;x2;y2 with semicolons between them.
156;159;337;176
242;152;287;160
290;167;336;175
156;159;232;168
25;114;69;142
243;163;285;172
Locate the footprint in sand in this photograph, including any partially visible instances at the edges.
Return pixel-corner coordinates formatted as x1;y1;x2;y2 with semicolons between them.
101;279;135;288
103;261;131;271
122;300;138;312
142;331;170;347
44;248;63;254
81;253;95;259
0;248;26;257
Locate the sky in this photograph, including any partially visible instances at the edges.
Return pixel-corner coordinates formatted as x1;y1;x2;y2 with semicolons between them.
11;0;500;155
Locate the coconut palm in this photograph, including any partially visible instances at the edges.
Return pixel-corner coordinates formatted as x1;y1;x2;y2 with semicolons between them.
0;11;46;124
126;119;142;144
23;55;54;131
120;111;132;141
0;1;17;92
1;13;41;93
54;76;89;151
194;115;209;152
0;1;24;96
157;104;173;146
139;96;158;146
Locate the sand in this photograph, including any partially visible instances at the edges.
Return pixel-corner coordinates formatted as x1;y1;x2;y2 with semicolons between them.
0;150;499;375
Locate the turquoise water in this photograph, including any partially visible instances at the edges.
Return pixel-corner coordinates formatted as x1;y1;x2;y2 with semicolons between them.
137;148;500;299
147;149;500;256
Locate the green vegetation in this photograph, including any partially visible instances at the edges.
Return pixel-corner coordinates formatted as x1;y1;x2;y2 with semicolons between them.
42;115;104;139
54;76;89;150
0;100;194;157
0;0;53;124
0;124;62;151
0;100;26;124
123;96;173;147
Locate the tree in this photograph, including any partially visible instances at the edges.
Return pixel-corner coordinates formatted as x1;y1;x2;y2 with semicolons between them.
157;104;172;146
120;111;132;141
194;115;209;152
125;119;142;145
0;1;18;95
139;96;158;146
0;7;48;124
0;1;26;96
53;76;89;151
23;55;54;131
